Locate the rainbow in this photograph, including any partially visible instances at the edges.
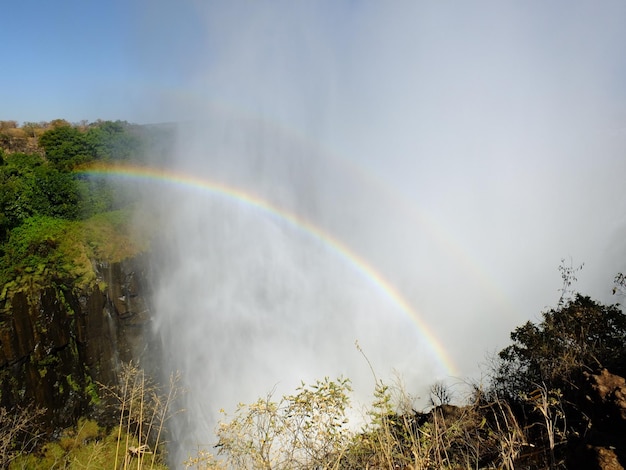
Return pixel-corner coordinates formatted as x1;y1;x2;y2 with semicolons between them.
172;102;515;317
80;162;459;376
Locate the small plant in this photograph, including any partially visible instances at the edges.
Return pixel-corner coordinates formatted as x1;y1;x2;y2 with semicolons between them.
429;381;453;407
99;361;182;469
522;382;566;468
215;377;352;469
0;406;45;468
183;448;225;469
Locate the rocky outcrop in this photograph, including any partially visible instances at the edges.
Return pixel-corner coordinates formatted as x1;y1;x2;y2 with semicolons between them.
568;369;626;470
0;255;156;427
588;369;626;424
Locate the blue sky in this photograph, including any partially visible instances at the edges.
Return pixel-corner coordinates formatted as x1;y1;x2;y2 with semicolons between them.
3;1;625;126
0;1;357;124
1;0;206;123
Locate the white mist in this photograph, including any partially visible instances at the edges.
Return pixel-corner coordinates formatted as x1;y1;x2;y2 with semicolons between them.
129;2;626;465
146;117;449;462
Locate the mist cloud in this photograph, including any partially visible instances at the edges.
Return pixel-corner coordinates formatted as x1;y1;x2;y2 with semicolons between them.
133;1;626;460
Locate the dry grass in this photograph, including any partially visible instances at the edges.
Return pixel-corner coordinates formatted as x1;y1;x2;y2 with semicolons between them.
0;406;46;468
99;361;183;469
4;369;538;469
7;362;179;469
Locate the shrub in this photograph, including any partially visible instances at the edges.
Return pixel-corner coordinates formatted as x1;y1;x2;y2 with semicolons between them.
495;294;626;399
215;377;352;469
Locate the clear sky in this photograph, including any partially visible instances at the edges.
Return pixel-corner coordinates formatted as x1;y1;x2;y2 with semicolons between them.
1;1;358;124
2;1;625;126
1;0;205;123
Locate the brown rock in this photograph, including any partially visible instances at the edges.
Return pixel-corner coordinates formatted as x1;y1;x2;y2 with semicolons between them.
589;369;626;422
569;444;624;470
592;446;623;470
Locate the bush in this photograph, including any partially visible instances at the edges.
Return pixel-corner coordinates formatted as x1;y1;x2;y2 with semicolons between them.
215;377;352;469
39;125;93;170
494;294;626;400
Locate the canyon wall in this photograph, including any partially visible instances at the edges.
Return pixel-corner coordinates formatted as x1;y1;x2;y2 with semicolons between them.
0;255;156;426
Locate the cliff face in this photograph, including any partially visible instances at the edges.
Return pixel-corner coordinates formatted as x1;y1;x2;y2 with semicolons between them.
567;369;626;469
0;255;156;426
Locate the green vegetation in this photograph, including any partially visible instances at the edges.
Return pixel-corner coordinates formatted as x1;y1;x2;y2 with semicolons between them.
38;120;141;170
0;119;143;244
0;120;150;297
9;416;169;470
0;120;158;467
0;204;147;299
213;377;352;469
6;362;177;470
494;293;626;399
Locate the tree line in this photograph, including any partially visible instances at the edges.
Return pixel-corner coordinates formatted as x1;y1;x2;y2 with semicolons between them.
0;119;142;237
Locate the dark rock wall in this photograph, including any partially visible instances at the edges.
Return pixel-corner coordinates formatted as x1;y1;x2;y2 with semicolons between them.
0;254;156;426
567;369;626;470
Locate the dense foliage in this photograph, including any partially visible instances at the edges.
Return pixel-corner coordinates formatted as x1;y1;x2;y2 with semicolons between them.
495;294;626;399
38;120;141;169
0;120;147;287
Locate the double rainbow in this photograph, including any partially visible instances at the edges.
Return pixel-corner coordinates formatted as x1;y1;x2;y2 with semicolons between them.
81;162;459;376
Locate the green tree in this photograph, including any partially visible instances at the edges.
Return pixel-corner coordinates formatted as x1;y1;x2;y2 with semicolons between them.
90;120;142;160
0;152;45;239
39;125;92;170
0;152;84;241
39;121;143;170
1;152;44;175
494;294;626;399
30;166;81;219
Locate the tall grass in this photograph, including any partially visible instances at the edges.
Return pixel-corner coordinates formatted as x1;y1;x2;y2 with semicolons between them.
206;373;531;470
100;361;182;469
8;361;180;469
5;362;534;469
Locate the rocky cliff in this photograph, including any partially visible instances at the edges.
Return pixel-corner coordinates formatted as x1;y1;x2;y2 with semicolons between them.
567;369;626;469
0;255;156;427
